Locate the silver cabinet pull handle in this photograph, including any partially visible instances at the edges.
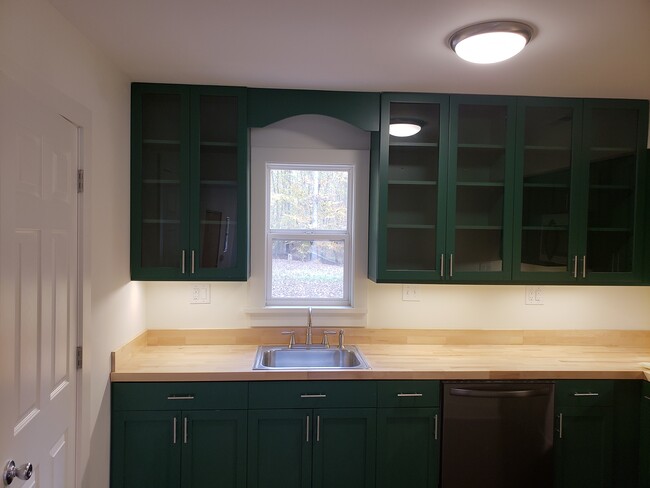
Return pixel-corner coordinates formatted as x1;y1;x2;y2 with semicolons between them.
582;255;587;279
181;250;186;274
316;415;321;442
559;413;563;439
183;417;188;444
306;415;310;442
573;392;599;397
450;253;454;278
173;417;177;444
440;254;445;278
434;414;439;441
191;250;196;274
167;395;195;400
397;393;423;398
3;461;33;485
644;396;650;401
573;255;578;278
300;394;326;398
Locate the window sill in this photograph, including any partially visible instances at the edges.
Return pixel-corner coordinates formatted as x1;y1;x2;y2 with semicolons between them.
243;306;367;327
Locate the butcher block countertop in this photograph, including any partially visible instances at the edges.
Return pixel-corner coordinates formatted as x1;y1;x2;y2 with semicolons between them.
111;328;650;382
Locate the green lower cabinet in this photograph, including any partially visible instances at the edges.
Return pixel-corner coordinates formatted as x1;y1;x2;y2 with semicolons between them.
182;410;248;488
554;406;614;488
111;409;247;488
639;385;650;487
247;408;376;488
377;407;440;488
111;410;181;488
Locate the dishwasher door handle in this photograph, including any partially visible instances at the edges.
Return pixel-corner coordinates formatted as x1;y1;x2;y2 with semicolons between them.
449;387;550;398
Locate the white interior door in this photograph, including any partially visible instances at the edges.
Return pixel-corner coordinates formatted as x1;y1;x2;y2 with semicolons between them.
0;73;78;488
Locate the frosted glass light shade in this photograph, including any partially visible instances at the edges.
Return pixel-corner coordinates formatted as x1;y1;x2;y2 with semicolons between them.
450;21;533;64
389;123;421;137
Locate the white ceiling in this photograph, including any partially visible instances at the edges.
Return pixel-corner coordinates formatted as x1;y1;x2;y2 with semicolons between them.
48;0;650;99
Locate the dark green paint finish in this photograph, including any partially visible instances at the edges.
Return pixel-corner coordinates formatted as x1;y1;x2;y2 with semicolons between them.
182;410;248;488
112;381;248;411
377;407;440;488
639;383;650;487
312;408;377;488
377;380;440;407
111;410;181;488
130;83;248;281
555;379;614;407
247;88;380;131
247;409;312;488
611;381;641;488
554;405;614;488
367;131;380;281
511;97;584;283
248;380;376;409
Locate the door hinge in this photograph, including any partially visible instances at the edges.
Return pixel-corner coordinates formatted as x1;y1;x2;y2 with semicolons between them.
77;169;84;193
76;346;83;369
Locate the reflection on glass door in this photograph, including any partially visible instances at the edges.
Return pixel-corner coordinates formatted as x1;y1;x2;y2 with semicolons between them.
197;94;239;270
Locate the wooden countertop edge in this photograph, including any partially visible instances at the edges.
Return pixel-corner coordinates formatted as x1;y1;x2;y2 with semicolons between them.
110;370;647;383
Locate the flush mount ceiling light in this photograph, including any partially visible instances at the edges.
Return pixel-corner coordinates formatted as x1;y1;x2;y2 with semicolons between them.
389;119;423;138
449;21;533;64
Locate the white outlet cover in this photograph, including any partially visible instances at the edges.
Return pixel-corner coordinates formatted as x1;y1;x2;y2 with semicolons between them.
525;286;543;305
402;284;420;302
190;283;210;304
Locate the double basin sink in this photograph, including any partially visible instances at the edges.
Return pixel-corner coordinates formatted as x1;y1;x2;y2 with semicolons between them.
253;345;370;370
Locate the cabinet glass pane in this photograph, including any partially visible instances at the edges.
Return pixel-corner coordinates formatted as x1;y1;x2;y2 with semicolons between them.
520;106;574;272
453;104;507;272
140;93;182;268
386;102;441;272
387;228;437;270
585;107;638;273
198;95;239;270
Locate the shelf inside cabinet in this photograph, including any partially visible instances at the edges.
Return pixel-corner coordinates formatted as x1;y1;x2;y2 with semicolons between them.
386;224;436;230
200;180;238;187
388;180;437;186
456;225;504;230
142;219;181;224
457;143;506;150
389;141;439;148
142;139;181;145
142;179;181;184
524;145;572;151
456;182;505;188
200;141;238;148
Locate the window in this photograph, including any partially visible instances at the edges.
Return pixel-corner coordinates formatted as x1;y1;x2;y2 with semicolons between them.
266;164;353;306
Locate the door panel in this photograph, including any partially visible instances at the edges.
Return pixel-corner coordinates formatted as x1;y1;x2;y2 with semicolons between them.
0;73;78;488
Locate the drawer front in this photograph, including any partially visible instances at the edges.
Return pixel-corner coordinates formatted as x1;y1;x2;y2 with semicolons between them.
112;382;248;411
377;380;440;407
555;380;614;407
248;381;377;409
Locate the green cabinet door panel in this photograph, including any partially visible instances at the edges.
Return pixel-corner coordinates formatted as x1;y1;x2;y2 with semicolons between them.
111;410;181;488
554;406;614;488
377;407;440;488
182;410;247;488
247;88;380;131
640;383;650;487
247;409;312;488
312;408;377;488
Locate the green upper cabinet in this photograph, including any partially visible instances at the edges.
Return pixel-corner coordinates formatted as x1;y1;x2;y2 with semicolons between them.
370;93;648;284
370;93;516;283
369;93;449;283
446;95;516;282
579;99;648;283
512;97;584;282
131;83;248;280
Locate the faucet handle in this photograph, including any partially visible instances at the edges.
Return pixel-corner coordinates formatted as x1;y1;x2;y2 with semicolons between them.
321;330;337;348
338;329;345;349
281;330;296;348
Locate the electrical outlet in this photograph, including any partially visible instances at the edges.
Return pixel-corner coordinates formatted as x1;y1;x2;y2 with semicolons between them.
190;283;210;304
402;284;420;302
525;286;544;305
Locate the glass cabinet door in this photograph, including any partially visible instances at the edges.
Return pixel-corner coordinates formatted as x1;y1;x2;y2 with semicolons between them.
513;99;582;282
580;100;647;281
132;86;190;279
378;94;449;282
446;96;515;281
190;87;247;279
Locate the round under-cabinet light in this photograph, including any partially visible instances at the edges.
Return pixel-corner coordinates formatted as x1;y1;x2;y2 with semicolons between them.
449;21;533;64
389;122;422;138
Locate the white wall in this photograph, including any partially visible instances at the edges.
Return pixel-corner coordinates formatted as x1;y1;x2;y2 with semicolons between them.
0;1;145;487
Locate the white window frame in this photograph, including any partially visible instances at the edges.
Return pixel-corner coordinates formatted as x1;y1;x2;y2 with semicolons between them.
265;163;355;307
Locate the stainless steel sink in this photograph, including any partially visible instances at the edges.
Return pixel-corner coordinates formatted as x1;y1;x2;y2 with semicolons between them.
253;345;370;370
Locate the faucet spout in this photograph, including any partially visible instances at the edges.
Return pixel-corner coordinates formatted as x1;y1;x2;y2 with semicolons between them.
306;307;313;345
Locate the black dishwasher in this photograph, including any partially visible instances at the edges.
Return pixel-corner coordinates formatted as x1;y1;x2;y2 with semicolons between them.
441;381;554;488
